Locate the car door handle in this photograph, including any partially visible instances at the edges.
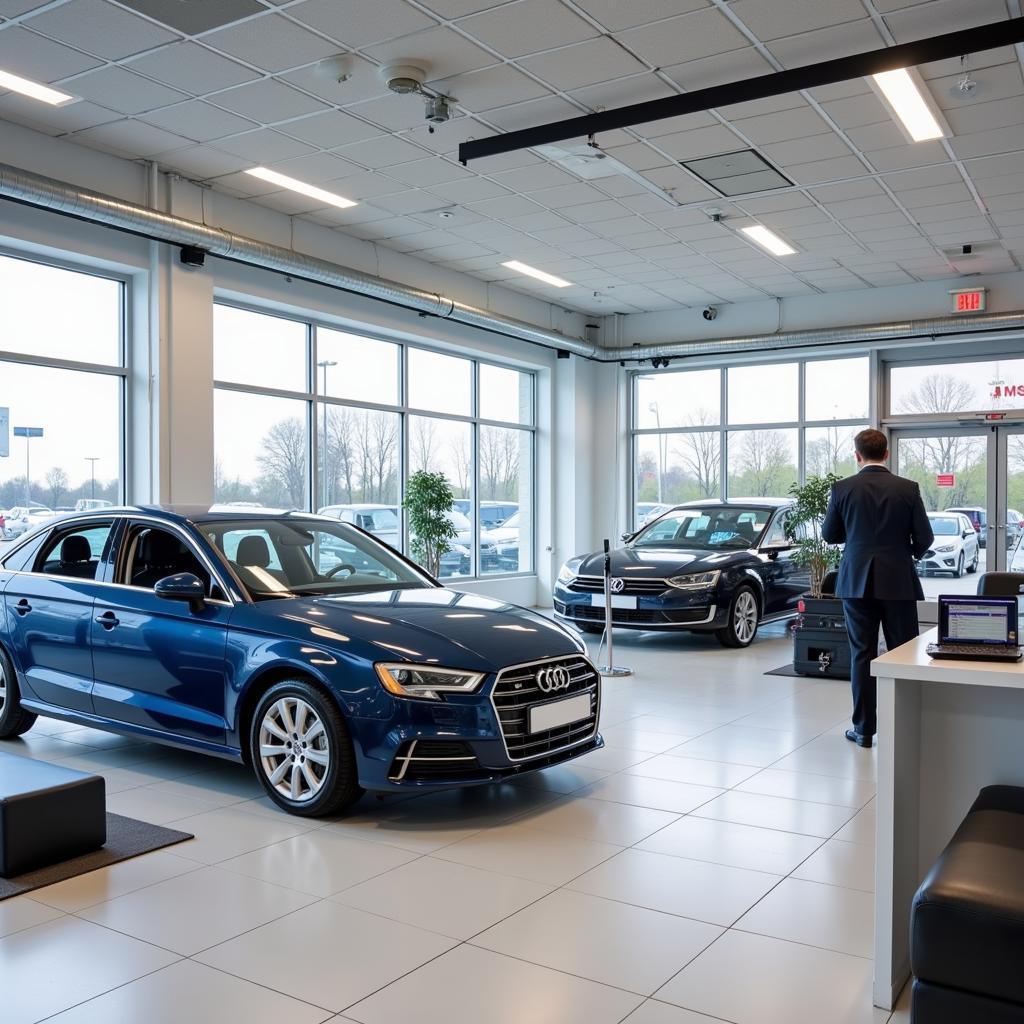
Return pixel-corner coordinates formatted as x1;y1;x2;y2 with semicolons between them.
95;611;120;630
14;599;31;615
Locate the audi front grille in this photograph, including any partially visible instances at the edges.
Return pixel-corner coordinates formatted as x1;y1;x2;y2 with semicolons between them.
568;575;668;595
491;655;600;762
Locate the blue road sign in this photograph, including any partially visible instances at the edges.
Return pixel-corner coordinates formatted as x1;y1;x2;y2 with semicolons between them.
13;427;44;438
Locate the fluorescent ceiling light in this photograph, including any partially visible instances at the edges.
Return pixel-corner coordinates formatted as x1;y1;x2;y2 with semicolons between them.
0;68;75;106
872;68;945;142
741;224;796;257
501;260;572;288
244;167;357;209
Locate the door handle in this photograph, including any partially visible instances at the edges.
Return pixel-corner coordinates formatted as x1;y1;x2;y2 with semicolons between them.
95;611;120;629
14;599;31;615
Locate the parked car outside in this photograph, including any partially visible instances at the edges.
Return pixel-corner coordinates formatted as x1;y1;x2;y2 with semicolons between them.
0;506;601;817
74;498;113;512
484;511;523;572
452;500;519;531
554;499;807;647
318;504;400;550
437;509;502;576
945;506;988;548
917;512;980;578
0;505;55;540
1007;508;1023;547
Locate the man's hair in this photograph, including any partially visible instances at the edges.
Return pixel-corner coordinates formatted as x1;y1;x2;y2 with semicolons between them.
854;428;888;461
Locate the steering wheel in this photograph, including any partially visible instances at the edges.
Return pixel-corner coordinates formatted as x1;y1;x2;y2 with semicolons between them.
324;563;356;579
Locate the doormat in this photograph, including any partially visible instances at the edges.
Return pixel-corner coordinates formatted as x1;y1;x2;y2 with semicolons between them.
0;813;193;900
765;664;850;680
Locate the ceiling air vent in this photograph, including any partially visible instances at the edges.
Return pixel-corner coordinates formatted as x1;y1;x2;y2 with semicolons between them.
118;0;264;34
680;149;793;197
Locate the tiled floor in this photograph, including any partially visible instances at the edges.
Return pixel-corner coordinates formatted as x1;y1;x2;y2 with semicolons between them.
0;621;909;1024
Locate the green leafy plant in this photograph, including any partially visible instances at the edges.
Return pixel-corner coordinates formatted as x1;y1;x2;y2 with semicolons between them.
404;470;457;578
785;473;842;599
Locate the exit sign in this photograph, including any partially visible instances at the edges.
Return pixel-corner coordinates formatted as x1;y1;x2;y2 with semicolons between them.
950;288;987;313
937;473;955;488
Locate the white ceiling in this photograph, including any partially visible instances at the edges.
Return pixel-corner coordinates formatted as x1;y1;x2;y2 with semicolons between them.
0;0;1023;315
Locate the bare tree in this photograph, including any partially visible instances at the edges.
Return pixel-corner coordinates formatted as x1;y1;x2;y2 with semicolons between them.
45;466;69;508
410;417;437;473
806;425;853;478
479;426;520;500
897;373;975;417
324;408;355;504
735;430;794;497
449;431;471;498
258;417;307;508
671;410;720;497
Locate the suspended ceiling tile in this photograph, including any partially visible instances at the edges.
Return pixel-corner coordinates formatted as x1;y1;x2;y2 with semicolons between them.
346;92;427;132
139;100;257;142
964;153;1024;180
214;78;329;121
519;37;647;92
920;46;1017;82
761;133;852;167
819;94;889;130
787;154;868;184
280;109;383;148
809;78;874;103
767;18;885;67
495;210;569;231
488;162;578;192
951;125;1024;161
427;175;512;202
620;7;748;67
287;0;437;47
482;93;584;132
433;64;550;113
126;42;260;94
463;194;545;220
663;46;774;92
844;121;906;152
912;201;981;224
866;142;950;171
116;0;263;34
159;145;250;179
269;149;365;183
571;0;708;33
732;105;832;145
383;157;474;188
885;163;963;190
945;97;1024;136
883;0;1008;42
319;170;406;200
27;0;180;60
458;0;598;58
729;0;866;41
0;26;101;80
201;15;339;73
0;0;53;13
280;57;389;108
71;66;190;115
365;26;498;80
0;93;120;134
417;0;506;17
216;128;316;162
333;133;427;168
403;117;495;155
73;117;192;157
891;181;972;209
810;179;884;203
654;124;747;161
931;63;1024;110
373;189;453;215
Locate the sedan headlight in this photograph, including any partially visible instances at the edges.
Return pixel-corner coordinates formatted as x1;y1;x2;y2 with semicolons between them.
375;663;485;701
935;544;955;553
557;557;583;583
666;570;721;590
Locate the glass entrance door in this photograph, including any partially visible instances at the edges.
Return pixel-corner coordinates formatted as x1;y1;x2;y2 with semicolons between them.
1000;427;1024;574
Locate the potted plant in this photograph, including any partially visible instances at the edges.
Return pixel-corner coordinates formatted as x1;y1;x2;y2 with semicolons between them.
404;470;457;578
786;473;849;677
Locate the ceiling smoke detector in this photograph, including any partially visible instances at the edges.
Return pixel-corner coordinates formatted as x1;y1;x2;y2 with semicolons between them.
380;64;427;95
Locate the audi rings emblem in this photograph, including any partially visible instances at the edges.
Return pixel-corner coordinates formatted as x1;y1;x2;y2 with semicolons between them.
536;666;572;693
610;577;626;594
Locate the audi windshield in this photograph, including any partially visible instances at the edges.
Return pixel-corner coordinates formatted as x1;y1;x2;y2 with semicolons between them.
632;506;772;549
200;518;430;600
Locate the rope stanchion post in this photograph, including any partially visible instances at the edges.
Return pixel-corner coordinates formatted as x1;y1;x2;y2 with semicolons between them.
598;538;632;678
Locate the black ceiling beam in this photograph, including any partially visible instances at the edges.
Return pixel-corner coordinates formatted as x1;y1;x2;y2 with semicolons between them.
459;17;1024;164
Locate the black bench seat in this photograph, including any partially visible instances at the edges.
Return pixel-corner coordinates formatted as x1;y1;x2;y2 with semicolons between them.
0;751;106;878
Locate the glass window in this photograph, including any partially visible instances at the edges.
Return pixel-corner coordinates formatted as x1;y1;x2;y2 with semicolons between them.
0;254;121;366
727;428;798;498
317;328;399;406
408;349;472;416
214;390;309;509
805;424;867;479
0;362;121;512
37;523;113;579
479;363;533;424
805;357;869;421
634;432;721;516
122;526;211;591
315;404;400;517
479;426;533;575
633;505;772;548
214;305;308;393
728;363;798;424
636;369;721;429
890;358;1024;416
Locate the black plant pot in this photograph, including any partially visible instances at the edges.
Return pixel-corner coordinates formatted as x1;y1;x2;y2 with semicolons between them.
792;592;851;678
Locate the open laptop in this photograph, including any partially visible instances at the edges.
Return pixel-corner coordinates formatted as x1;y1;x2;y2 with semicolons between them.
926;596;1023;662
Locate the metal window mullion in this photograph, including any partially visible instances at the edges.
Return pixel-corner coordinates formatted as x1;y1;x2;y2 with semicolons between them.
309;322;317;513
720;368;728;500
212;379;313;402
0;349;128;377
798;360;806;486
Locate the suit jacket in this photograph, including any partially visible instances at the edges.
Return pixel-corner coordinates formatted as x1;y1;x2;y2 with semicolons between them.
821;465;934;600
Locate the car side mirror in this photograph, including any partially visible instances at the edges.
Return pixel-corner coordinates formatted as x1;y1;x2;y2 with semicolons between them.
621;531;636;543
963;530;972;539
154;572;206;612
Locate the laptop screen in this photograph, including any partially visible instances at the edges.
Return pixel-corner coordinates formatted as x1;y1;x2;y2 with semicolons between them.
939;597;1018;646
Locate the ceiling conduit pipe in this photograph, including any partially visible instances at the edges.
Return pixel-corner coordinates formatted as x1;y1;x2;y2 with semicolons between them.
4;161;1024;363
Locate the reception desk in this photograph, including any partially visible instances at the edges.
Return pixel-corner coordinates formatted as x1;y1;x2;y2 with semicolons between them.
871;630;1024;1009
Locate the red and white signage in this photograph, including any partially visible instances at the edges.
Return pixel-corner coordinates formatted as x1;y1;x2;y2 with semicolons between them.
936;473;955;488
991;383;1024;400
950;288;987;313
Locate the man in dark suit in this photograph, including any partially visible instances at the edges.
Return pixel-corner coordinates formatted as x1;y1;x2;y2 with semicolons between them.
822;428;933;748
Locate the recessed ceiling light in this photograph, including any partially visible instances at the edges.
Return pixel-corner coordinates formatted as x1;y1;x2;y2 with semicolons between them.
501;260;572;288
741;224;797;257
871;67;946;143
0;68;75;106
244;167;357;209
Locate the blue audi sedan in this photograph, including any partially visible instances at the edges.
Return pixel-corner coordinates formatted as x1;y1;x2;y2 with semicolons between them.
0;507;601;817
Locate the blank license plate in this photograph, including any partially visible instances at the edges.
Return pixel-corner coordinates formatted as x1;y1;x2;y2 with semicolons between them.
529;693;592;734
590;593;637;609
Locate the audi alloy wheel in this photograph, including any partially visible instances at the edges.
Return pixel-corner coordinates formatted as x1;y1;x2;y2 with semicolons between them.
0;646;37;739
716;586;760;648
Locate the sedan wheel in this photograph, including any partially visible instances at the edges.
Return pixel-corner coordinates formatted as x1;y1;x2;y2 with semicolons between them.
953;552;965;578
716;586;760;648
0;647;37;739
250;681;363;817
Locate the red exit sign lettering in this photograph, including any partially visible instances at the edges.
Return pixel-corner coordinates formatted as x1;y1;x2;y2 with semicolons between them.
936;473;955;487
950;288;987;313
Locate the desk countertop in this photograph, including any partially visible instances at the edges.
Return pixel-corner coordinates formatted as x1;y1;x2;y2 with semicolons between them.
871;628;1024;690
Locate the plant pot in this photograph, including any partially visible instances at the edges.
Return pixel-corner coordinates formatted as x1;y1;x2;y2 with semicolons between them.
792;591;851;678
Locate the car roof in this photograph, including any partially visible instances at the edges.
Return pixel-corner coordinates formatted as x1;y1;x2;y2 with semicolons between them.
27;505;341;527
674;497;793;509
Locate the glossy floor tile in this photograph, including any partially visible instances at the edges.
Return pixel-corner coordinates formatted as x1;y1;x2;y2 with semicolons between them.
793;838;875;893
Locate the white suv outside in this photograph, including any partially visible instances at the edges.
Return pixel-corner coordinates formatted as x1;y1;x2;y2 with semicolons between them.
918;512;980;578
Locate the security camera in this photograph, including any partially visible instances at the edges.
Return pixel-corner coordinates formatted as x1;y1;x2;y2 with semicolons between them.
702;306;718;321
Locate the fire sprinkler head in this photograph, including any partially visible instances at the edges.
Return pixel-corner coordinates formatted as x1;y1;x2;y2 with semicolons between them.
380;63;427;95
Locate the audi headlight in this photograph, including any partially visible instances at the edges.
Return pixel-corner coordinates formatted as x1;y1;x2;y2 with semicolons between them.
666;570;721;590
375;663;485;701
935;544;955;553
557;557;583;584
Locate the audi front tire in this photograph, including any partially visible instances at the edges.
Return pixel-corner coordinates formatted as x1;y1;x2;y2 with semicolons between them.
0;646;38;740
716;586;760;648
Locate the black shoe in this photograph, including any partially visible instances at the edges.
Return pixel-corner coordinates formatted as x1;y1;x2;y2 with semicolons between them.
845;729;872;748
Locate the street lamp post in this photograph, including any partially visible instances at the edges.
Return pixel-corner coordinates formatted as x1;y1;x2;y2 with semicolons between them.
648;401;664;503
317;360;338;510
13;427;43;505
85;457;99;500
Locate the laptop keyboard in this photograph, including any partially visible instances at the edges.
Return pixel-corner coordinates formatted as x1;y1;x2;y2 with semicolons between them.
927;643;1022;659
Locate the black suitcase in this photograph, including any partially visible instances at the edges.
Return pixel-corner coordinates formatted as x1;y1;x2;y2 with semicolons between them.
792;590;851;678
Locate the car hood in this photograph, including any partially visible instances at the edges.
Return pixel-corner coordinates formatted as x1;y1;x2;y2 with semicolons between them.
574;545;751;577
264;587;585;672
